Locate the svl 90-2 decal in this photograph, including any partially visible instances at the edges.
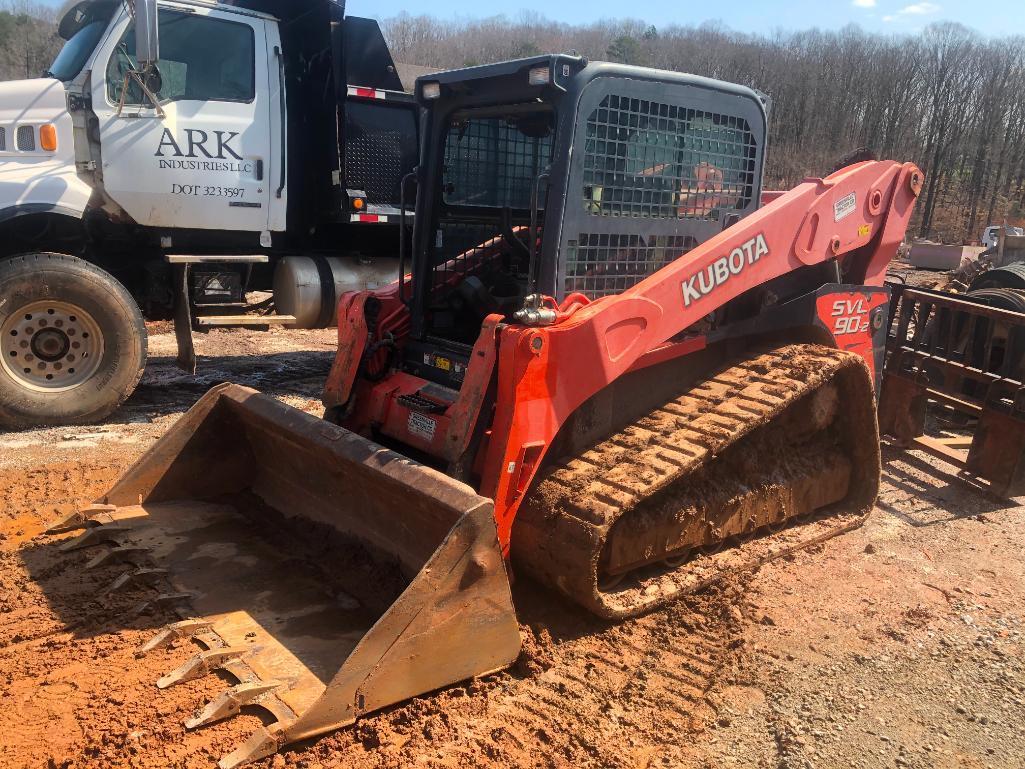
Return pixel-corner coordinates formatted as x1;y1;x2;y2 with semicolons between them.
829;297;870;335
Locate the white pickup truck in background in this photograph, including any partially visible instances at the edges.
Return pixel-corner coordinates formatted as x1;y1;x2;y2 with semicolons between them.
981;224;1025;250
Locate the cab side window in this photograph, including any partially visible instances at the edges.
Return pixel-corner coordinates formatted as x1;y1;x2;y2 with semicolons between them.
107;9;255;105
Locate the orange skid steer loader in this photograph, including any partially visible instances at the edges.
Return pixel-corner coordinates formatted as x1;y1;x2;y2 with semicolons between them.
45;56;922;766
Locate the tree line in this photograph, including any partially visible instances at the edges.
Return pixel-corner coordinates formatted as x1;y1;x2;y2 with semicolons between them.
1;3;1022;243
0;2;56;82
383;13;1025;244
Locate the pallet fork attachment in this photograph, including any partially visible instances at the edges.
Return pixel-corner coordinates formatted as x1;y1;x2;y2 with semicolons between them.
880;285;1025;496
45;384;520;767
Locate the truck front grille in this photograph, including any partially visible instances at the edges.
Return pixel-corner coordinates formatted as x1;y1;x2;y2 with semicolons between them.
16;126;34;152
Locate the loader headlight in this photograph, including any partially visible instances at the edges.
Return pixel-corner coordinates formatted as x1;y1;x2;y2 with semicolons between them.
528;65;550;85
421;81;441;100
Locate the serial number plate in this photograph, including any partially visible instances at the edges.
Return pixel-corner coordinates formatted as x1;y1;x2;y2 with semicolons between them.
834;192;856;222
407;412;437;441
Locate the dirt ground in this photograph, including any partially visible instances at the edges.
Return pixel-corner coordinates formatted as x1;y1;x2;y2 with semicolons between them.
1;322;1023;769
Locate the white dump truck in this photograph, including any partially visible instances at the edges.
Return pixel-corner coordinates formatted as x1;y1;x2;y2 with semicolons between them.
0;0;414;428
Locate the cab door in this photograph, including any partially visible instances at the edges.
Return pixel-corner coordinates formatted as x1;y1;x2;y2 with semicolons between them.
91;3;273;232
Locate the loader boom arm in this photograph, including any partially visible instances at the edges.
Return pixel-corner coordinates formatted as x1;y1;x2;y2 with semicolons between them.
575;160;922;347
323;159;922;553
479;160;923;546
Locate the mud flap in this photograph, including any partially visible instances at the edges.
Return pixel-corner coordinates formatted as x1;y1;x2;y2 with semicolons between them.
172;262;197;374
46;384;520;767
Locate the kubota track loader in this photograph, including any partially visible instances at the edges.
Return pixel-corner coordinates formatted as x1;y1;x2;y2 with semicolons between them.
44;55;922;766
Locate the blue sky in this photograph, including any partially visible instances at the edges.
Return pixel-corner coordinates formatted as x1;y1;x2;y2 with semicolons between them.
340;0;1022;36
34;0;1024;36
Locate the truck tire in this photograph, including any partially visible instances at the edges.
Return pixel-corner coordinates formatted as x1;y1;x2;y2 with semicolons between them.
967;263;1025;292
0;253;146;429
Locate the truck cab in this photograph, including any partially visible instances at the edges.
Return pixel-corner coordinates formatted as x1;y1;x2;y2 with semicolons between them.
61;0;286;234
0;0;417;429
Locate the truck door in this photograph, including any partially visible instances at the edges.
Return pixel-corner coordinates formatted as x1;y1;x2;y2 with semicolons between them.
91;4;276;233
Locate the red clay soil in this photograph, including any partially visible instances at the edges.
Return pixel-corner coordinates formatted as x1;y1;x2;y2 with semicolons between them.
0;451;745;769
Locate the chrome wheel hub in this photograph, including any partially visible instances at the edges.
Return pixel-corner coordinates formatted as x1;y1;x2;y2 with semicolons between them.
1;300;104;391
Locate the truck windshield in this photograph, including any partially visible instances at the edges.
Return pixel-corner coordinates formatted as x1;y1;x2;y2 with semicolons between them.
48;7;114;81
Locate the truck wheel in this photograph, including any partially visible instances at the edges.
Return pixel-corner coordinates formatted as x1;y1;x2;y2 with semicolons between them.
0;253;146;429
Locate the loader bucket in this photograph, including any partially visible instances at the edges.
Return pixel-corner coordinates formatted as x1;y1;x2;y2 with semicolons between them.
46;384;520;768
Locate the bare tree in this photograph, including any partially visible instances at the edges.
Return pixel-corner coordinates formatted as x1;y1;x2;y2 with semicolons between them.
379;14;1025;242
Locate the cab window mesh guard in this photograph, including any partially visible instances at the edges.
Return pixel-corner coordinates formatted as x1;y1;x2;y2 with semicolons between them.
443;116;552;209
564;233;697;297
429;114;552;295
582;94;756;220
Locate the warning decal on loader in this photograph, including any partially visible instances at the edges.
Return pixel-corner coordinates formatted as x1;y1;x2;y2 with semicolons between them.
834;192;857;222
408;412;438;441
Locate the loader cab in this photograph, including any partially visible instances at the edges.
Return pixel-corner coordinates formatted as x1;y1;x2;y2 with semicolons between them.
406;56;768;379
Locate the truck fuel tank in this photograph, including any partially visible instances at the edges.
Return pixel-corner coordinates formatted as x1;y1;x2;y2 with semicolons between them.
272;256;398;329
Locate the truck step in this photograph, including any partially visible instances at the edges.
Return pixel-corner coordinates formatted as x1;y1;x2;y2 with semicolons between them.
194;315;295;328
165;254;270;264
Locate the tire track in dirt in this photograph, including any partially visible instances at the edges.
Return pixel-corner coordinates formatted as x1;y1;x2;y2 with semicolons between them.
264;581;747;769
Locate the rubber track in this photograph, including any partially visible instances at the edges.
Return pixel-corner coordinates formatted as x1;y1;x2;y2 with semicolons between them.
513;344;880;619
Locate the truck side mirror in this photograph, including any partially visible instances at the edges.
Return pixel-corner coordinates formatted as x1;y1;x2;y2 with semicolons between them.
133;0;159;69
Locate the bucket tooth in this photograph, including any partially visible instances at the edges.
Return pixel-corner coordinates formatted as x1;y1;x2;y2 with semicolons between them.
218;726;284;769
84;546;149;570
59;524;130;552
136;618;213;656
134;592;193;616
219;657;254;685
184;681;283;729
102;567;169;595
157;646;254;689
44;504;118;534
